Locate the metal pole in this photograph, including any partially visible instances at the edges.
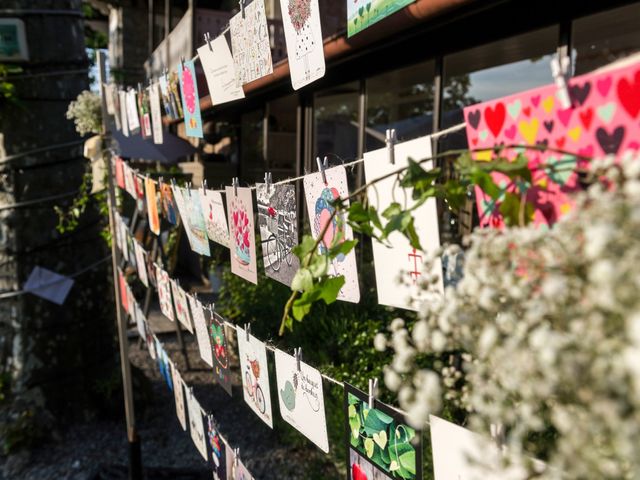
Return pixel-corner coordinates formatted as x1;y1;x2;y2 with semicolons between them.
97;50;143;480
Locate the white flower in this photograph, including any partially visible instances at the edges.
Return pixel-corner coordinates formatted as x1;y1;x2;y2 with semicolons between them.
373;333;387;352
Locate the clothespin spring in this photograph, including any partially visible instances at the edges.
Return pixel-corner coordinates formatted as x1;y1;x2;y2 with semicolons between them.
316;156;328;185
294;347;302;372
368;378;378;409
386;128;397;165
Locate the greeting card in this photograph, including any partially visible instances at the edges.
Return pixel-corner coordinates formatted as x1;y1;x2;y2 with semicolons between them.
160;181;178;224
173;186;210;256
187;387;209;461
257;183;300;287
125;89;140;134
200;188;230;248
237;325;273;428
133;241;149;287
230;0;274;85
134;175;146;212
171;362;187;430
350;449;393;480
303;166;360;303
145;177;161;235
186;294;214;367
208;311;233;396
225;186;257;284
465;58;640;227
207;416;227;480
178;60;203;138
118;90;129;137
115;157;125;189
170;279;193;333
149;82;164;144
345;383;422;480
363;134;444;310
279;0;325;89
155;339;174;390
197;35;245;105
155;264;175;321
134;302;146;341
118;268;128;313
347;0;414;37
274;349;329;452
137;87;152;138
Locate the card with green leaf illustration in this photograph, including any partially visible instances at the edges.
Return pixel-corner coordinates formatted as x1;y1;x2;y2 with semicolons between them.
237;325;273;428
173;186;210;256
186;294;213;367
274;349;329;452
225;186;258;284
303;165;360;303
170;361;187;431
154;264;175;321
344;383;422;480
201;188;230;248
170;279;193;333
186;387;208;461
363;134;444;311
207;311;233;396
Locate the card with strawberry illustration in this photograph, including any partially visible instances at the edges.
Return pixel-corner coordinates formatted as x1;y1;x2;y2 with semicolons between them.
303;165;360;303
200;188;230;248
344;383;422;480
225;186;258;284
154;264;175;322
170;279;193;333
274;349;329;452
178;59;203;138
256;183;300;287
207;311;233;396
464;57;640;228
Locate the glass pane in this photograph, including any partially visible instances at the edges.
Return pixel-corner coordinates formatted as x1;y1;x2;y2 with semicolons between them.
314;81;360;164
267;95;297;180
365;60;435;152
202;119;239;164
442;26;559;130
572;4;640;75
240;109;265;183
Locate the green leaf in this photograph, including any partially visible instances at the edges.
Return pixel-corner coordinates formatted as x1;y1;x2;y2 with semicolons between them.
363;409;388;436
291;268;313;292
398;451;416;475
382;202;402;220
292;235;316;260
317;276;345;304
364;437;375;458
470;168;502;200
328;239;357;258
307;254;328;278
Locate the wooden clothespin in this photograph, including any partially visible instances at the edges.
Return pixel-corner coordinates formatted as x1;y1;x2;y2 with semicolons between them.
368;378;378;409
294;347;302;372
385;128;397;165
551;52;571;110
264;172;272;192
316;156;328;185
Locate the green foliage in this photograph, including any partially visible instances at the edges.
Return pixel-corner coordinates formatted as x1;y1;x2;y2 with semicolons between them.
1;409;47;454
0;372;9;404
0;63;22;107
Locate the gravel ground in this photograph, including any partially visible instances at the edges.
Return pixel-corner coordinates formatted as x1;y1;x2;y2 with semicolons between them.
0;329;341;480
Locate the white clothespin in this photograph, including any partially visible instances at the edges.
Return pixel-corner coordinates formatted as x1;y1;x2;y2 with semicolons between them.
385;128;397;165
234;448;240;466
204;32;213;51
203;179;208;191
316;156;328;185
239;0;245;18
232;177;239;196
551;52;571;109
368;378;378;409
187;181;192;196
180;56;185;70
244;323;250;341
264;172;272;192
294;347;302;371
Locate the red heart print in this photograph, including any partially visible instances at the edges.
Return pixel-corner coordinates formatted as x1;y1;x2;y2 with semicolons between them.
578;145;594;157
352;464;368;480
531;95;541;107
557;108;573;127
523;106;531;117
484;102;506;137
504;124;517;140
579;108;593;130
555;137;566;149
617;69;640;118
471;137;478;146
629;141;640;150
597;77;612;97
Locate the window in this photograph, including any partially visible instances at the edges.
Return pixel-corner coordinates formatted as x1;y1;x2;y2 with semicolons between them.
313;81;360;164
266;95;298;180
365;61;435;152
239;109;265;183
572;3;640;75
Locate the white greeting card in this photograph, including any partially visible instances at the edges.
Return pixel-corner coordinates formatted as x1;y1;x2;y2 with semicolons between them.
187;388;208;461
225;187;258;284
236;325;273;428
186;294;214;367
134;303;146;340
363;135;444;311
155;264;175;321
200;188;230;248
133;241;149;287
119;90;129;137
230;0;273;85
303;165;360;303
274;349;329;452
173;186;211;256
279;0;325;89
170;279;193;333
171;362;187;431
430;415;543;480
256;183;300;287
125;89;140;133
149;83;164;144
119;219;129;263
197;35;245;105
123;163;137;199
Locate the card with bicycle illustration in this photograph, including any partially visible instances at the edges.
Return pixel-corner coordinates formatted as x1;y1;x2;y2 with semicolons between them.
236;325;273;428
256;183;300;287
274;349;329;452
344;383;423;480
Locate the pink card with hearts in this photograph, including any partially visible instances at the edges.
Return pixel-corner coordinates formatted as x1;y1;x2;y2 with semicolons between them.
464;58;640;228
